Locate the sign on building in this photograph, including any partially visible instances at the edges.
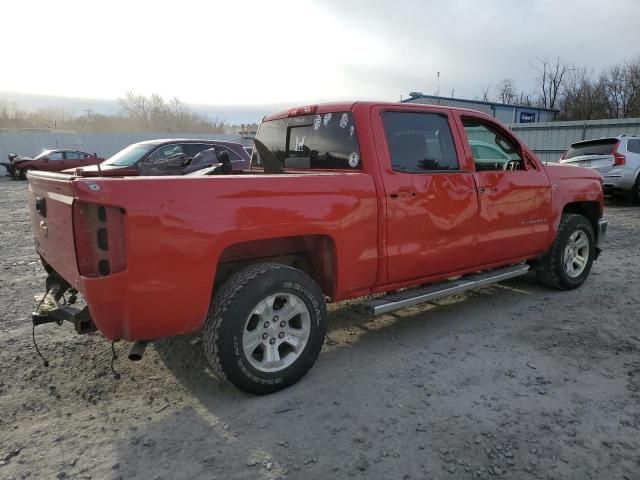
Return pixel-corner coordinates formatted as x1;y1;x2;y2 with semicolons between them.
519;111;536;123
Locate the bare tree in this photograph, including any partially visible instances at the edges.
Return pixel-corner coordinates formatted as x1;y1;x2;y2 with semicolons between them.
534;57;572;110
495;79;517;104
516;91;534;106
599;58;640;118
480;84;492;102
119;91;151;128
560;67;607;120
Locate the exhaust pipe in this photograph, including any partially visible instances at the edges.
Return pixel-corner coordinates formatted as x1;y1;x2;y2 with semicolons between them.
128;341;148;361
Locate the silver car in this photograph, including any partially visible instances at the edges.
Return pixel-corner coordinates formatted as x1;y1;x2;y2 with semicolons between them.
560;135;640;202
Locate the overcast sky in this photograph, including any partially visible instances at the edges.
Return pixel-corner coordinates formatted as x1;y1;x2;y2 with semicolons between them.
2;0;638;109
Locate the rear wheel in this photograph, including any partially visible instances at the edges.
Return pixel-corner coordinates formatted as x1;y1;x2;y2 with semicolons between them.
202;263;327;394
535;214;595;290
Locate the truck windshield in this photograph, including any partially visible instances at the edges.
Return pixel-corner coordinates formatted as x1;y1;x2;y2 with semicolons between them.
564;138;618;159
251;112;361;170
103;144;156;166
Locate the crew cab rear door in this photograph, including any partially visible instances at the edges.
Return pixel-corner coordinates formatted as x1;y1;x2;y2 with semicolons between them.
454;113;552;263
372;106;479;284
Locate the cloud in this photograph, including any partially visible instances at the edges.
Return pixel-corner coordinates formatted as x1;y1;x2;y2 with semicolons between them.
313;0;640;99
1;0;638;108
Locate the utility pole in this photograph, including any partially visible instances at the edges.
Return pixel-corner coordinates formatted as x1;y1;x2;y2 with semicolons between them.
436;72;441;97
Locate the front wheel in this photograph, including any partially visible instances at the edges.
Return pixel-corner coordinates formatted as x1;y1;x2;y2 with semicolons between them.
18;168;29;180
203;263;327;394
535;214;595;290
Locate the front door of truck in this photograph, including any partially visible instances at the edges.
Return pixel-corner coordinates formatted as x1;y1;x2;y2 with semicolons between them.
456;114;552;264
375;107;479;284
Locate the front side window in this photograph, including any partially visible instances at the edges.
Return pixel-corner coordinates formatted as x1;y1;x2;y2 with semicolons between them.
382;112;459;173
103;143;156;166
65;151;82;160
252;111;361;170
462;118;523;171
147;144;185;162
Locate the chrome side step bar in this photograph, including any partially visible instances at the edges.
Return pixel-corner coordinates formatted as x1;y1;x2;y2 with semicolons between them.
366;264;530;316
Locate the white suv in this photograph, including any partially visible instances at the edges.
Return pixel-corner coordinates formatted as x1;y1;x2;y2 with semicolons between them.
560;135;640;202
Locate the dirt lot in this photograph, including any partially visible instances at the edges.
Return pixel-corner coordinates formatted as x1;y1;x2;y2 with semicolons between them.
0;177;639;480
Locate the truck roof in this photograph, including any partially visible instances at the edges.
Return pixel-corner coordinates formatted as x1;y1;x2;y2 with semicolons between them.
263;101;496;122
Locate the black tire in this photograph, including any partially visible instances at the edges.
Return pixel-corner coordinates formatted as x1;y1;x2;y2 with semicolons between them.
202;263;327;394
535;214;595;290
18;168;29;180
630;174;640;205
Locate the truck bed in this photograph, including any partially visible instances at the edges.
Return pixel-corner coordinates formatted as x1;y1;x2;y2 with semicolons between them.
28;170;379;340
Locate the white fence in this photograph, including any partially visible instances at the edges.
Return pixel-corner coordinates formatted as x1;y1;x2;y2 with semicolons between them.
0;130;247;175
3;118;640;175
510;118;640;163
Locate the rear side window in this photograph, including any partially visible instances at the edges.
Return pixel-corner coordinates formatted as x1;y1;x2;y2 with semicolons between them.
564;138;618;159
627;139;640;154
382;112;459;172
183;144;212;157
252;112;361;170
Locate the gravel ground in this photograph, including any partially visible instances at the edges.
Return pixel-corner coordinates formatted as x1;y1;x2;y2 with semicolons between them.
0;177;639;480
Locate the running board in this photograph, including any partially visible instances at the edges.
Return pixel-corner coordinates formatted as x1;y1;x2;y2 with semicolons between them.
366;264;530;316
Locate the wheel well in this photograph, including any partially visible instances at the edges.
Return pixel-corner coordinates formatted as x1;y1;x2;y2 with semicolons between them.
214;235;337;298
562;201;599;234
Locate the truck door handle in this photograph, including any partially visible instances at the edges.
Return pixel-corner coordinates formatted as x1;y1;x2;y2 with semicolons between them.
390;190;416;199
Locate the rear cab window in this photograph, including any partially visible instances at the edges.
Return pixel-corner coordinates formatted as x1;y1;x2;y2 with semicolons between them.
252;111;361;170
564;138;618;159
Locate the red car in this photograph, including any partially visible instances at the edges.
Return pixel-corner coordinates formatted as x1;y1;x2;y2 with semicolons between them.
28;101;606;394
2;149;103;180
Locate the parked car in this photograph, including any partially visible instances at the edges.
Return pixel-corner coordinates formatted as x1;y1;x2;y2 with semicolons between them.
69;139;251;176
559;135;640;202
28;101;606;394
1;149;103;180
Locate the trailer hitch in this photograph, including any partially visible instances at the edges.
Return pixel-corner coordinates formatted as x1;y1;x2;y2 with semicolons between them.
32;280;96;334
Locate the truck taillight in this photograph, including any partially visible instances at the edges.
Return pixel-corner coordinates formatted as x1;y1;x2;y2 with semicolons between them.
288;105;317;116
73;202;126;277
613;143;625;166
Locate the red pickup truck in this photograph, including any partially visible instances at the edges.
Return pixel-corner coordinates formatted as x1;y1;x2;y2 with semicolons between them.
28;101;607;394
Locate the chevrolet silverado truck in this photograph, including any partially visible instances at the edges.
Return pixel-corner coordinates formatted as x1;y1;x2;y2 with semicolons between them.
27;101;607;394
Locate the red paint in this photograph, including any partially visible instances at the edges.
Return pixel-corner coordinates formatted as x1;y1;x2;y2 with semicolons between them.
27;102;605;342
